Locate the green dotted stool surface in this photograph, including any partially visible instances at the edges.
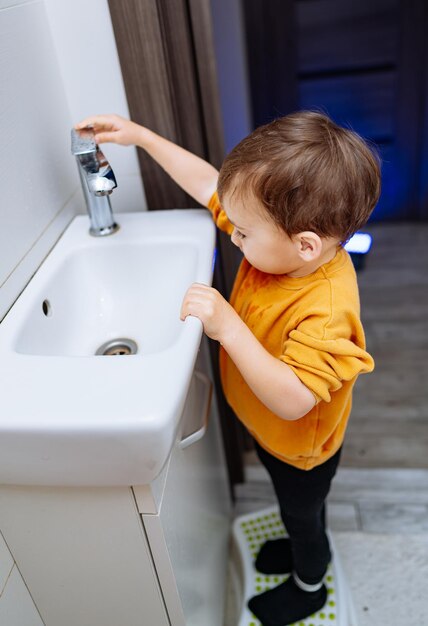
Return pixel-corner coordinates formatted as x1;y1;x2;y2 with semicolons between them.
232;506;356;626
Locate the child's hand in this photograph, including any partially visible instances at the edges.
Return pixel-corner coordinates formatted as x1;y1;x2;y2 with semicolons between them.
181;283;241;342
74;114;142;147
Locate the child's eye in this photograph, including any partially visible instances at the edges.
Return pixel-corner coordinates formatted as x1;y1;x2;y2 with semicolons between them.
234;229;246;239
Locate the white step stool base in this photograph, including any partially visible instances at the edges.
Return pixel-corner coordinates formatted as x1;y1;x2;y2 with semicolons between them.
232;506;358;626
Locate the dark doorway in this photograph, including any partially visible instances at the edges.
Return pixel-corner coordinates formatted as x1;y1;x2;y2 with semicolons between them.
243;0;428;222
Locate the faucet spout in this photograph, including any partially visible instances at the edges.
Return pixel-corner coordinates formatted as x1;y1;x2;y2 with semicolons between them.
71;128;119;236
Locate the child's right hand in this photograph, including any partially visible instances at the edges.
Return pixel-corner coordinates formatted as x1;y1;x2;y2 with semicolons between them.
74;114;142;147
75;113;219;208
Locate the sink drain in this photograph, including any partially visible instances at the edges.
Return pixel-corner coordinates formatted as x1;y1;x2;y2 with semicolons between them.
95;338;138;356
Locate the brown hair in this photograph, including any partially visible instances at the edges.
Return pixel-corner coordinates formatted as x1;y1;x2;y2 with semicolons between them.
217;111;381;243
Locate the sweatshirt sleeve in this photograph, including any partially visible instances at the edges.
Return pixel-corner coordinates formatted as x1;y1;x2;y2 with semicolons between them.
279;329;374;403
207;191;234;235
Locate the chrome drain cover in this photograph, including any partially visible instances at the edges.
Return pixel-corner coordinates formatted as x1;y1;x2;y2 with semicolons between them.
96;338;138;356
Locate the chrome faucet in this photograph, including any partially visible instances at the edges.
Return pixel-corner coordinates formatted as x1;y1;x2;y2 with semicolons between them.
71;127;119;236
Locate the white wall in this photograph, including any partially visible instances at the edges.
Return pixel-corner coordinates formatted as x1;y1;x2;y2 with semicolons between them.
0;0;146;321
44;0;146;216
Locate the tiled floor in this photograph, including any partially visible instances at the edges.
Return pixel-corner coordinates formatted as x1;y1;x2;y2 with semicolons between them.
226;223;428;625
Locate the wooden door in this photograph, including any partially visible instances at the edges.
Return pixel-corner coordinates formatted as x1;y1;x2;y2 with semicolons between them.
243;0;428;221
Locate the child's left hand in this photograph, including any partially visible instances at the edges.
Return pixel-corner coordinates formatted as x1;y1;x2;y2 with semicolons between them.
180;283;240;342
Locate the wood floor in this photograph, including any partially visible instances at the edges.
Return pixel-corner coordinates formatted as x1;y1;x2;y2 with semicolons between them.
343;221;428;468
235;464;428;534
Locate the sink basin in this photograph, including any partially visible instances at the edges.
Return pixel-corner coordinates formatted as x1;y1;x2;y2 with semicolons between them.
0;210;215;486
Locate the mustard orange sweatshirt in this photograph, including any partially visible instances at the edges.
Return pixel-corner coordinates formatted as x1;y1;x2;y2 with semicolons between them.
208;192;374;470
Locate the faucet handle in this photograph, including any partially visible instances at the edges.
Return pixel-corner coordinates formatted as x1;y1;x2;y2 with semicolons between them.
71;127;97;156
71;127;119;235
71;127;117;197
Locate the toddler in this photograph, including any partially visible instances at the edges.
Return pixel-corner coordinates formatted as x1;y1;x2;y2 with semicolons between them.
75;111;380;626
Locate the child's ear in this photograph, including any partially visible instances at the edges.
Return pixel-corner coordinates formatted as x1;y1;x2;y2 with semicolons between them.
293;231;323;261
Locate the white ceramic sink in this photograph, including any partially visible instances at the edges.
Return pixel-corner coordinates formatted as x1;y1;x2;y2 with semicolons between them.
0;210;215;486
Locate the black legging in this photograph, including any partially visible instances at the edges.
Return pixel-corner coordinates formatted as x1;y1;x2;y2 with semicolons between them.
254;440;342;584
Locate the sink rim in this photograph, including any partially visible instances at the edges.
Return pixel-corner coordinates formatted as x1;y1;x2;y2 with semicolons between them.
0;209;215;486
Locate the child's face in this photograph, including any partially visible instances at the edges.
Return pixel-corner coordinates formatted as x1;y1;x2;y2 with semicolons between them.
222;192;306;275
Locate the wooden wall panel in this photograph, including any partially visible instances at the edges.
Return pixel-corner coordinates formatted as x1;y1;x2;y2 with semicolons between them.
188;0;225;167
156;0;206;154
108;0;211;209
108;1;185;208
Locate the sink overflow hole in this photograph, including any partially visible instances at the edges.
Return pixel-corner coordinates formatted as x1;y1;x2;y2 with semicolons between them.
42;299;52;317
95;338;138;356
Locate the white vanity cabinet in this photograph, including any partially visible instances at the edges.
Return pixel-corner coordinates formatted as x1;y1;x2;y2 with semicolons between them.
0;338;231;626
0;531;44;626
135;338;231;626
